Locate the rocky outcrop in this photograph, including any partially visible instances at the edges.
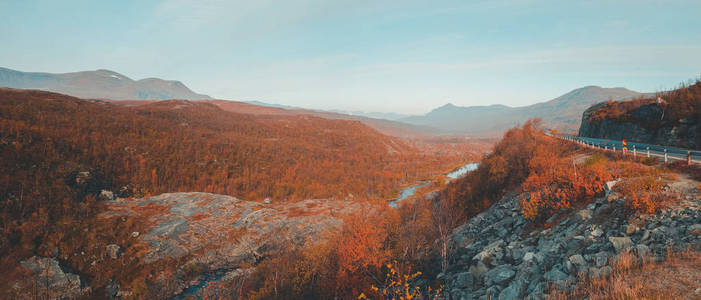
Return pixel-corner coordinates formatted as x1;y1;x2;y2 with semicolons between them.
579;101;701;149
12;256;90;299
102;192;365;298
440;177;701;299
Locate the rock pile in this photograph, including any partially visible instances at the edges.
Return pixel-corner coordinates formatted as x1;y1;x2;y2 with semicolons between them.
441;179;701;299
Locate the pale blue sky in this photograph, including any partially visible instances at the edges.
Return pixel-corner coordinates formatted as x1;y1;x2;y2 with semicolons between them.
2;0;700;114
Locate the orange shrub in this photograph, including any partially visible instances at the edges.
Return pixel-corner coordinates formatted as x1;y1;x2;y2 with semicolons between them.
616;176;667;214
520;149;612;221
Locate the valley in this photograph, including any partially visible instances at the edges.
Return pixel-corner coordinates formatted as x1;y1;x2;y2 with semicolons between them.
1;79;700;299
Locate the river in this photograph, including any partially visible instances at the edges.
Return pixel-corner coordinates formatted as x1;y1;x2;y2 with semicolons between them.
175;161;480;296
389;162;479;207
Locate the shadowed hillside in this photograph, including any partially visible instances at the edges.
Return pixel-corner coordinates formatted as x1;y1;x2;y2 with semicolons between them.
579;80;701;149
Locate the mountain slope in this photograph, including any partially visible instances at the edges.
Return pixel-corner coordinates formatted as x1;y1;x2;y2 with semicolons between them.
199;100;438;138
401;86;644;135
0;67;211;100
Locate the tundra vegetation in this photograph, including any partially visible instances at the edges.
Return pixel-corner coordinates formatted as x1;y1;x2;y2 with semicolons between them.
0;88;697;299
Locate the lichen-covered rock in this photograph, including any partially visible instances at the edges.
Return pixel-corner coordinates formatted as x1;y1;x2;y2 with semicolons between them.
13;256;89;299
102;192;365;297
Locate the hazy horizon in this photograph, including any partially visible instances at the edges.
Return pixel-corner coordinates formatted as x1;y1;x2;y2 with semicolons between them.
2;0;701;114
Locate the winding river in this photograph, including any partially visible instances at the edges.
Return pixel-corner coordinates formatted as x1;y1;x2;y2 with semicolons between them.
389;162;479;207
175;161;480;297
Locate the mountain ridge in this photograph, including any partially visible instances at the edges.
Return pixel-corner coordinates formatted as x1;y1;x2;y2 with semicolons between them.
0;67;211;100
400;86;645;136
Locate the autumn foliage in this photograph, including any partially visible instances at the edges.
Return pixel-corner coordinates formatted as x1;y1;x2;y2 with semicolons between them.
0;88;470;297
588;79;701;128
441;119;670;223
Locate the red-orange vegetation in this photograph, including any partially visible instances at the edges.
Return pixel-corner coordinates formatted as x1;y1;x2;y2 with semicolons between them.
442;119;669;223
441;119;553;220
588;80;701;130
0;88;476;297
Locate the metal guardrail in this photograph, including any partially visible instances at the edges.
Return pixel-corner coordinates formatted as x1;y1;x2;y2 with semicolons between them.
552;133;700;165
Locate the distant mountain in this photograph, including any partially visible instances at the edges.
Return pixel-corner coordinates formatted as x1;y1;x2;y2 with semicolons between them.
0;67;211;100
244;100;300;110
401;86;645;136
246;100;411;121
326;110;410;121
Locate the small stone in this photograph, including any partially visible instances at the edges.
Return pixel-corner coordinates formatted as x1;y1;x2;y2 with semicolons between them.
591;227;604;238
131;231;140;238
608;237;632;253
641;230;650;241
106;244;121;259
687;224;701;236
523;252;536;263
624;224;638;235
544;268;569;285
569;254;586;266
99;190;115;201
263;197;272;204
576;209;593;221
604;179;620;194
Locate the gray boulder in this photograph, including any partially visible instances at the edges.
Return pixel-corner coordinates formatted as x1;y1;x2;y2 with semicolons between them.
454;272;475;289
543;268;569;286
485;264;515;286
608;236;632;253
15;256;88;299
687;224;701;236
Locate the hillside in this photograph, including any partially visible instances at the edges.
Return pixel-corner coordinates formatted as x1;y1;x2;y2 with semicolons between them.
0;88;481;299
0;67;211;100
111;99;438;138
401;86;643;136
435;121;701;299
579;81;701;150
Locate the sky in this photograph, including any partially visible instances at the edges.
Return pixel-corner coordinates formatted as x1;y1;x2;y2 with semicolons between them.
2;0;701;114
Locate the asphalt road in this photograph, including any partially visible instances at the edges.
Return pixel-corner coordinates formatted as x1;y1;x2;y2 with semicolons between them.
554;134;701;164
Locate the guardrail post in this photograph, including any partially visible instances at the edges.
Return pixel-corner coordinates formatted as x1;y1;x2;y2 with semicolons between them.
633;145;636;157
646;147;650;158
613;146;616;152
688;151;692;166
605;145;608;150
664;149;668;164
